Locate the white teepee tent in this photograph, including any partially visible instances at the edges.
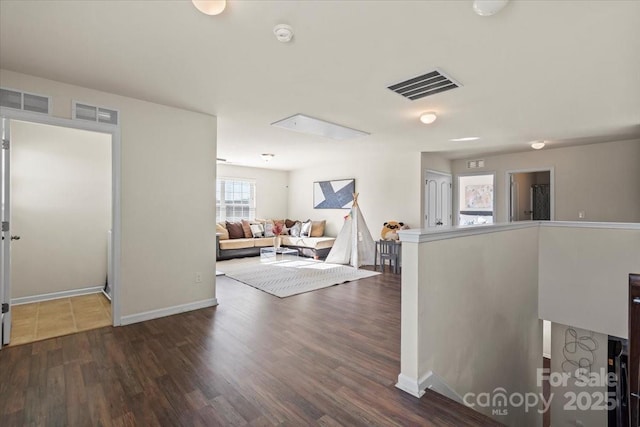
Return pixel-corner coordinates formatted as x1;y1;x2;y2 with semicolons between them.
325;193;376;268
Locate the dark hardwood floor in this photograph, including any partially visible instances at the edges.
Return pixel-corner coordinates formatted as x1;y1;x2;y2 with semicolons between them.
1;268;501;426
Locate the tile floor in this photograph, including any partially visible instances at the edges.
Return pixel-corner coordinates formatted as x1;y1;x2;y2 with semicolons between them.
9;293;111;346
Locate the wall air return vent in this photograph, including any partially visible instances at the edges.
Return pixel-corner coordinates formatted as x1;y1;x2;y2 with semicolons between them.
73;101;119;125
0;87;51;114
467;159;485;169
388;68;461;101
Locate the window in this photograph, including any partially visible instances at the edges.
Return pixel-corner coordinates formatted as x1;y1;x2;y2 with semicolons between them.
216;178;256;222
457;174;494;225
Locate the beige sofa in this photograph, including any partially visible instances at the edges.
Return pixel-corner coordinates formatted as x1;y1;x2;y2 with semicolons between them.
216;219;335;260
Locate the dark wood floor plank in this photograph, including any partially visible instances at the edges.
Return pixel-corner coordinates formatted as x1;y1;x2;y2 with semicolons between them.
1;267;501;426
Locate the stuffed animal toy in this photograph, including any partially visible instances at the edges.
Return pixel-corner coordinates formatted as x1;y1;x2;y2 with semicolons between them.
381;221;405;240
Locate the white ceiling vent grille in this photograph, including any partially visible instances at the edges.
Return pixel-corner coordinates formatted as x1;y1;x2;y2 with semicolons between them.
388;68;461;101
467;159;485;169
73;101;119;125
0;87;51;114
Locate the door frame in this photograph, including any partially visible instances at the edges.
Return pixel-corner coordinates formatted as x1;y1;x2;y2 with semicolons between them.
424;169;452;228
505;167;555;222
0;106;122;332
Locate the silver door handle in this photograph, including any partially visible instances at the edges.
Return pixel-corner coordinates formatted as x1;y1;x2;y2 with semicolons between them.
10;235;20;240
633;297;640;304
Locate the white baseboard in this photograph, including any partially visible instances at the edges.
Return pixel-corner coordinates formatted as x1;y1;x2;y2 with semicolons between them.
12;285;104;305
120;298;218;326
396;371;464;404
396;373;426;398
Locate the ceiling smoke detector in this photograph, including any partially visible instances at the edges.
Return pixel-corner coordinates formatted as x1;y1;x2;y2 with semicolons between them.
273;24;294;43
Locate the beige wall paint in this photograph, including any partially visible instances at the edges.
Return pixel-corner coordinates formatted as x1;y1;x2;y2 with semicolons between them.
538;225;640;339
11;121;111;298
400;226;542;426
451;139;640;223
1;69;217;318
288;151;421;237
550;322;608;427
217;163;289;220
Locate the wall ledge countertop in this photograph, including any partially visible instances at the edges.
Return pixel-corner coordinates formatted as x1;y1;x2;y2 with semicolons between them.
398;221;640;243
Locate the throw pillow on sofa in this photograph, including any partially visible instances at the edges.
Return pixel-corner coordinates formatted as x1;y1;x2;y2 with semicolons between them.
226;221;245;239
264;221;275;237
289;221;302;237
300;219;312;237
241;220;253;238
285;219;297;228
216;222;230;240
310;220;326;237
249;223;264;238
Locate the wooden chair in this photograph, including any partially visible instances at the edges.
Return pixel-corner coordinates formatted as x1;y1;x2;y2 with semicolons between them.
375;240;401;274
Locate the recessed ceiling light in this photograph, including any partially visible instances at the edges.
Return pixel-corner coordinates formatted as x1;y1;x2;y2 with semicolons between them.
531;141;546;150
192;0;226;16
450;137;480;142
419;112;437;124
271;114;369;140
261;153;275;162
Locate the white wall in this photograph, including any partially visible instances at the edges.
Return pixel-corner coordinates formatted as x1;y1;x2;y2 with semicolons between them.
1;70;217;319
217;163;289;220
288;151;421;237
538;224;640;339
11;121;111;298
451;139;640;223
399;225;542;426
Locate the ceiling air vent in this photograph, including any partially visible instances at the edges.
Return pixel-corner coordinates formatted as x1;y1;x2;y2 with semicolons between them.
467;159;485;169
0;87;51;114
388;68;461;101
73;101;119;125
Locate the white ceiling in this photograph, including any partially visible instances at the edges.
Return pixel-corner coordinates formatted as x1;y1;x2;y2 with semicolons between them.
1;0;639;171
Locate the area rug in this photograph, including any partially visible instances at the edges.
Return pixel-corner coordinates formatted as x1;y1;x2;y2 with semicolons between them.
216;258;380;298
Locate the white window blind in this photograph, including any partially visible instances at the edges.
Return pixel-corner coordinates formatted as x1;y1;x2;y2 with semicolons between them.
216;178;256;222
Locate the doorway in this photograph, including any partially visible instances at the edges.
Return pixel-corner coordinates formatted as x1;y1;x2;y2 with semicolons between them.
507;169;554;222
1;111;121;348
424;170;452;228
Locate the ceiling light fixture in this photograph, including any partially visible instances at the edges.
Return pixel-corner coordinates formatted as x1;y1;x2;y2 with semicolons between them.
531;141;546;150
192;0;226;16
419;112;437;124
261;153;275;162
473;0;509;17
271;114;369;140
273;24;294;43
450;136;480;142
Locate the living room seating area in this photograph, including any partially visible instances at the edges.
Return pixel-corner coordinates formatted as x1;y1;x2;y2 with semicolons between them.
216;218;335;260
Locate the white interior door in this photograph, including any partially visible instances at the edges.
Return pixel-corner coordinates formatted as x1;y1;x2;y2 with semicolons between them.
425;171;452;228
1;117;11;346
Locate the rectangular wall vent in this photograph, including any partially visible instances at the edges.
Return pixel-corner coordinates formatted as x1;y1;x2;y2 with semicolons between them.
388;68;461;101
0;87;51;114
467;159;485;169
73;101;119;125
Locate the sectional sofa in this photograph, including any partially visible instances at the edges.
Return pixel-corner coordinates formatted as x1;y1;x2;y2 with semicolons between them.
216;219;335;260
